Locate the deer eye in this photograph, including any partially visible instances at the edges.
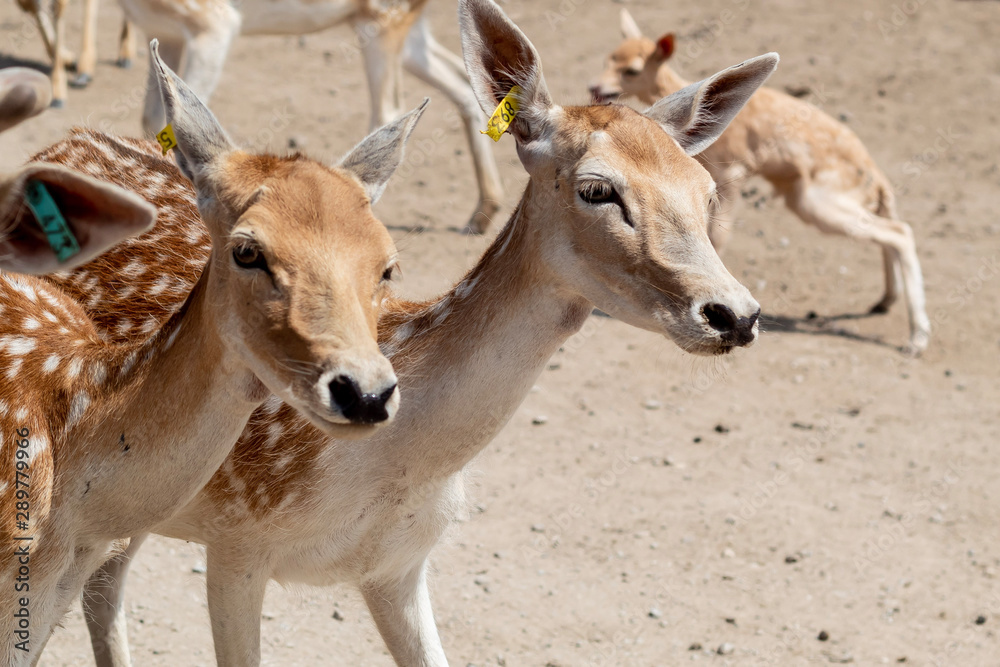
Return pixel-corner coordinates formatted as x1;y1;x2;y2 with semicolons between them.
578;181;633;227
623;67;642;77
232;243;269;272
381;265;395;283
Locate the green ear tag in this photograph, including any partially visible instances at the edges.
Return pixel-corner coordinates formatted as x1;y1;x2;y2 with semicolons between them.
24;180;81;263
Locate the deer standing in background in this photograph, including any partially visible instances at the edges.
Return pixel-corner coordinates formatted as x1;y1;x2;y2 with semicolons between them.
0;42;424;664
0;66;154;274
590;9;930;353
70;1;777;664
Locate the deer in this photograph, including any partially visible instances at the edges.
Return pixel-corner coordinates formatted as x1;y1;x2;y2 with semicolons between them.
1;66;156;274
590;8;931;354
93;0;503;232
0;41;427;665
14;0;135;107
62;1;779;664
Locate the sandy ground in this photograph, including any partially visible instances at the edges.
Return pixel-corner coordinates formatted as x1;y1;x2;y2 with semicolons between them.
1;0;999;664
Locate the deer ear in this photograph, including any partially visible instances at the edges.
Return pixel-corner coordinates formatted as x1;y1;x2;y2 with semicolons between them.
645;53;778;156
0;164;156;275
148;39;234;189
338;99;429;204
0;68;51;134
459;0;554;144
655;34;675;60
620;8;643;39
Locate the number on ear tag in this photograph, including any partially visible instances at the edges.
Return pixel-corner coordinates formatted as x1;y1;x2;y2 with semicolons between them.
157;124;178;156
24;181;81;263
481;86;521;142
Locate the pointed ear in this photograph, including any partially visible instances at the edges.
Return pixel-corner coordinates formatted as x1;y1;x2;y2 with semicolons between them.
655;34;675;60
0;164;156;274
148;39;234;188
338;98;429;204
620;8;643;40
459;0;554;143
645;53;778;156
0;68;51;134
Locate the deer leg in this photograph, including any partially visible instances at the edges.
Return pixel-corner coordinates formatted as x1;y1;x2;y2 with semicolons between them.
83;533;147;667
361;560;449;667
49;0;69;107
141;39;183;135
404;14;503;234
788;185;930;353
870;245;903;314
206;546;269;667
70;0;99;88
355;17;407;129
118;21;136;68
179;6;241;101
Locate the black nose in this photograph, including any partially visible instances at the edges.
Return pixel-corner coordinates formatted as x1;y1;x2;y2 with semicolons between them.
702;303;759;346
329;375;396;425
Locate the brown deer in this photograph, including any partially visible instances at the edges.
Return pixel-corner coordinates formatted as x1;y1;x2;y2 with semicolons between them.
65;1;778;664
590;9;931;354
0;42;426;664
0;66;155;274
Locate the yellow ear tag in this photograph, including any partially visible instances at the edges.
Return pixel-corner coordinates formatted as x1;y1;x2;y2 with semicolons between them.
156;124;178;156
481;86;521;142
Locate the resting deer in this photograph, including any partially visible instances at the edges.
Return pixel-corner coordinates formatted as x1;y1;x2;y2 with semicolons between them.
69;1;777;664
108;0;503;232
15;0;135;107
0;42;425;664
590;9;931;354
1;66;155;274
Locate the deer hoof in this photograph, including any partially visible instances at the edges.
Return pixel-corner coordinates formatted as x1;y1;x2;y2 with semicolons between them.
117;58;132;69
49;98;65;109
69;73;92;89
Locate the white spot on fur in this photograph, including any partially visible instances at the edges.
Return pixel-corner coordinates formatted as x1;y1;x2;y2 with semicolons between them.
14;406;27;422
66;392;90;429
149;276;171;296
116;319;134;337
1;336;36;356
262;395;283;415
140;317;159;334
90;362;107;386
5;276;37;302
6;358;22;380
22;318;39;331
42;354;61;374
122;259;147;278
42;310;58;323
67;357;84;381
0;400;8;417
120;351;139;377
265;422;284;449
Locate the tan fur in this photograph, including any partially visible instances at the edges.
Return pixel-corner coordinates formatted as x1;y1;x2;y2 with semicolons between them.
72;2;778;665
591;10;930;353
0;44;418;664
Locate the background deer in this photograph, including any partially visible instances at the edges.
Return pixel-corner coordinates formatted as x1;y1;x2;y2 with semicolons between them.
0;43;424;664
0;66;155;273
68;1;778;664
590;9;930;354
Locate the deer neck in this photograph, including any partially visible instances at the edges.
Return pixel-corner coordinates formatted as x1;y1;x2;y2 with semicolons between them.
69;261;266;534
379;181;591;479
647;64;691;105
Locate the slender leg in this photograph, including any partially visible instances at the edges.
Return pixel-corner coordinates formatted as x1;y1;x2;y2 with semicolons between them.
178;6;241;100
70;0;99;87
361;561;450;667
141;39;183;135
787;184;930;353
49;0;68;106
870;245;903;314
206;546;270;667
118;21;136;69
403;15;503;234
83;534;148;667
355;17;408;129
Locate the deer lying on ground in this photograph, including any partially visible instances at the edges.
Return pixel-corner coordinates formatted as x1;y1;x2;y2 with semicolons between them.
103;0;504;232
67;1;777;663
590;9;930;354
0;66;155;273
15;0;135;106
0;42;425;664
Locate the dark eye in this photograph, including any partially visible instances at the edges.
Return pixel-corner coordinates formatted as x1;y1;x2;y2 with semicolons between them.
381;265;395;282
578;181;633;227
623;68;642;77
232;243;269;272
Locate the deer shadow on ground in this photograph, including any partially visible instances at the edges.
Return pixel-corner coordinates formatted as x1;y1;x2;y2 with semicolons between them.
760;311;903;352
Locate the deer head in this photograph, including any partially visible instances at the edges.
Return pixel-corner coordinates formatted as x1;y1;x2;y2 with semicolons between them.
0;67;156;274
589;9;677;105
147;40;423;430
461;0;776;354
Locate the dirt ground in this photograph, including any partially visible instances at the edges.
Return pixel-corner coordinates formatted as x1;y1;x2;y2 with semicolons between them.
2;0;998;664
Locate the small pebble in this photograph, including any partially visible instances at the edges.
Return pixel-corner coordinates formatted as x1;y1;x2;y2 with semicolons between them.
532;416;548;425
688;643;702;651
531;524;546;533
975;615;987;625
714;424;730;434
191;562;206;574
722;548;736;558
643;399;663;410
332;609;344;621
785;555;799;564
818;630;830;641
648;607;662;619
717;642;734;655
